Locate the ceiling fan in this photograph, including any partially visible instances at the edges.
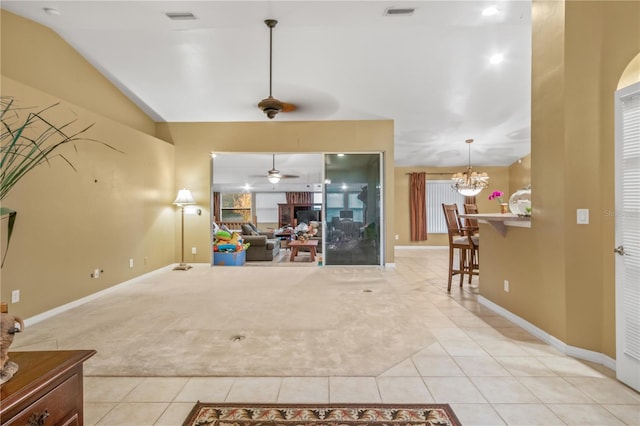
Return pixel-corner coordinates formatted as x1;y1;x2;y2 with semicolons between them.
264;154;299;183
258;19;297;119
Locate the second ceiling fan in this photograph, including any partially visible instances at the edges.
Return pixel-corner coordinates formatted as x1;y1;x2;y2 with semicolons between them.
265;154;299;184
258;19;297;119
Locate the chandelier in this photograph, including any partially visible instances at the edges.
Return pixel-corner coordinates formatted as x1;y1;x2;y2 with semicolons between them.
451;139;489;196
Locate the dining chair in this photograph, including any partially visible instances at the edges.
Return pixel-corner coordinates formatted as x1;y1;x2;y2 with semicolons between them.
463;203;481;282
442;204;479;291
463;204;480;234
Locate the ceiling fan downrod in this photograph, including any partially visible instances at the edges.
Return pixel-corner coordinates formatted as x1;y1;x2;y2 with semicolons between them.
258;19;283;119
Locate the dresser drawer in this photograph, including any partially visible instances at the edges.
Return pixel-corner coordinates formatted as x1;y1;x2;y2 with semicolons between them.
4;373;80;426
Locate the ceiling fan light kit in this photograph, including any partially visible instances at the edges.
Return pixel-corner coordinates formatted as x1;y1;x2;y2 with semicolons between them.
264;154;300;183
267;174;281;184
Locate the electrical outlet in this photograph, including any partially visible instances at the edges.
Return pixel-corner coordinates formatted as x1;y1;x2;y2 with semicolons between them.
11;290;20;303
129;258;134;268
504;280;510;292
577;208;589;224
395;234;399;240
192;247;197;255
94;268;100;278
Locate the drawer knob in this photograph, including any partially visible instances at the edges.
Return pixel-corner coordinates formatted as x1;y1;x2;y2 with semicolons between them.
28;409;50;426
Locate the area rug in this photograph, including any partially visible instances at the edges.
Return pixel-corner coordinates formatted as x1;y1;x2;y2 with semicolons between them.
183;403;461;426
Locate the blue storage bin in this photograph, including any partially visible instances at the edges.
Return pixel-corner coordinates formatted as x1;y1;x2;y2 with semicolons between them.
213;250;246;266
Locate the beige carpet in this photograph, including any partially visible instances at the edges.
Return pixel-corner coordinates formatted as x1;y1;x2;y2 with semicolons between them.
13;250;474;377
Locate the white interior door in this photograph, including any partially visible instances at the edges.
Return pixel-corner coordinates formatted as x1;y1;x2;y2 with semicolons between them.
614;81;640;392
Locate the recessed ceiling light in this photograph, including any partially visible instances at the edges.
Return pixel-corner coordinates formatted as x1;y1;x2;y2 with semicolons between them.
384;7;415;16
490;53;504;64
43;7;61;16
165;12;197;21
482;6;499;16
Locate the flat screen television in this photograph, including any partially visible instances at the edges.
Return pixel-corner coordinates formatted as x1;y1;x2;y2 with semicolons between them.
296;209;320;225
339;210;353;219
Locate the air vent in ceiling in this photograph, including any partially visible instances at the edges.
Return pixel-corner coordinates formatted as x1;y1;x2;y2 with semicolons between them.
384;7;415;16
165;12;197;20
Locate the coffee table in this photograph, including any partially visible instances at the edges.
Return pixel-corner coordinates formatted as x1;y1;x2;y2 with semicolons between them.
288;239;319;262
275;231;295;250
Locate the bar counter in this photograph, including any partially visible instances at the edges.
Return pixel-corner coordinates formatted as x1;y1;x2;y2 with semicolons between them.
459;213;531;237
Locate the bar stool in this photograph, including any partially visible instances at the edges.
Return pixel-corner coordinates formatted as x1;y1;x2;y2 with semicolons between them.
442;204;479;291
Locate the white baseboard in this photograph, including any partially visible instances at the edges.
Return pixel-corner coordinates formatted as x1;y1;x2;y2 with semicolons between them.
385;262;396;268
24;264;176;327
477;296;616;371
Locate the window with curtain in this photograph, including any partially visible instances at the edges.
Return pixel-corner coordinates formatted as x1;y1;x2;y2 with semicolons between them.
426;181;465;233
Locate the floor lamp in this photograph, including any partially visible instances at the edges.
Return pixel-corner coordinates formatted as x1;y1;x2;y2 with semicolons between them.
173;188;196;271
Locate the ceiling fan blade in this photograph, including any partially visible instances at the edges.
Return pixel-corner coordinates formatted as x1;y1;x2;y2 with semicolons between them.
281;102;297;113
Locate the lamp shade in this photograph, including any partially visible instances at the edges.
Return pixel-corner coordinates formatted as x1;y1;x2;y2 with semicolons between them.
267;175;280;184
173;188;196;206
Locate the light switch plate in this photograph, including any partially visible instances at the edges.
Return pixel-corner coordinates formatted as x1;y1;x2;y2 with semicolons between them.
577;208;589;224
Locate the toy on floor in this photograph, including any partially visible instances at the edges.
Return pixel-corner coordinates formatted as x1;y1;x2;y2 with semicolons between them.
213;229;249;252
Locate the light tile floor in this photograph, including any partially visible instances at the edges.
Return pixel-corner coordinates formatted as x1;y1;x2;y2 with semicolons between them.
76;249;639;425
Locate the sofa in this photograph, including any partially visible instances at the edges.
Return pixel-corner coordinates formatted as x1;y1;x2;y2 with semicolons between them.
238;223;281;261
241;234;281;261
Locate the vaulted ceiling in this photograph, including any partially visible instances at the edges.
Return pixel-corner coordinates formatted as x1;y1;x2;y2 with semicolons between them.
2;0;532;173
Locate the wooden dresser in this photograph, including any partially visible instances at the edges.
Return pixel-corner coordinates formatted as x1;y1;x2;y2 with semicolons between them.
0;350;96;426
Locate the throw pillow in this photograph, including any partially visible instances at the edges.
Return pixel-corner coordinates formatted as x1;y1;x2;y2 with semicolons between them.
241;224;253;235
249;223;259;232
251;230;260;236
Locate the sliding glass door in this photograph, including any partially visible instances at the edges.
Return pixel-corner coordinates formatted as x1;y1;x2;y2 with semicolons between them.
323;153;382;265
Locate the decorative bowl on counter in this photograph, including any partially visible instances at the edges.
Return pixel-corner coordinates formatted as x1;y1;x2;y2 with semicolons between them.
509;186;531;216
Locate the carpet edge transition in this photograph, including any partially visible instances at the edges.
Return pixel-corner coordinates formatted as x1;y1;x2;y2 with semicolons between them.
183;402;462;426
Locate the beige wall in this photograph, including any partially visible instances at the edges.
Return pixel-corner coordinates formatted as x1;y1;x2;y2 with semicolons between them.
509;154;531;195
480;0;640;358
394;166;511;246
157;121;396;264
1;12;175;319
0;78;176;319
